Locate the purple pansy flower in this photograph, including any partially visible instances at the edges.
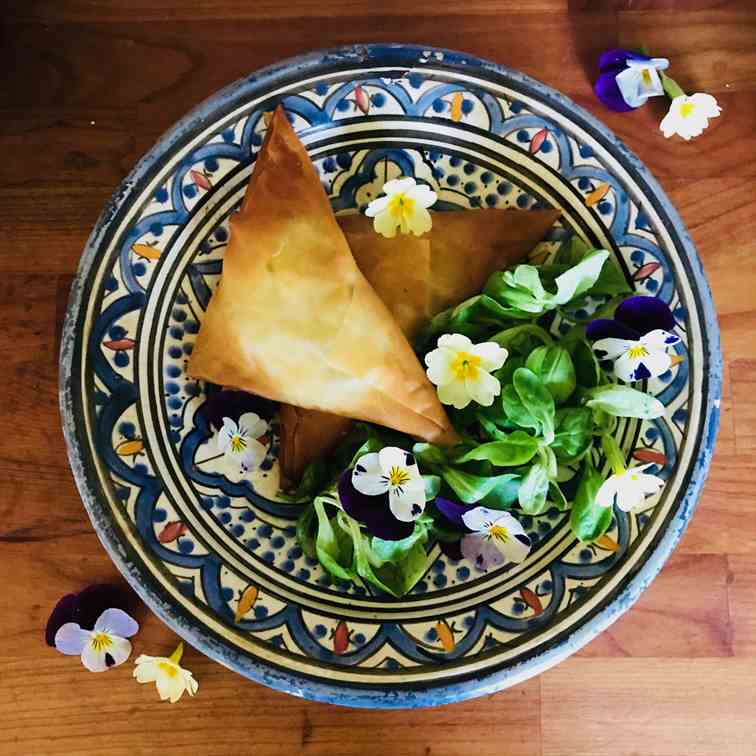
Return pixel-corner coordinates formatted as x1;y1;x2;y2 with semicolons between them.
46;584;130;647
338;446;426;540
595;49;669;112
587;296;681;382
203;388;277;431
55;608;139;672
461;508;532;571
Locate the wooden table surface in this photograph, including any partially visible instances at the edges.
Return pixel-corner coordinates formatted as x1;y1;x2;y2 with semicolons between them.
2;2;756;754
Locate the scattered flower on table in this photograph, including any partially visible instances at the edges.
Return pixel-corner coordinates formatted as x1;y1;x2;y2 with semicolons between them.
365;177;437;238
339;446;425;540
587;296;680;381
595;48;669;111
55;608;139;672
134;642;198;703
425;333;508;409
596;464;664;512
460;507;532;570
46;584;130;647
594;48;721;140
216;412;269;472
660;93;722;141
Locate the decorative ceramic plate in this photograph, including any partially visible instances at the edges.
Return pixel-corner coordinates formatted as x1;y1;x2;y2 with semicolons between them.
60;44;721;708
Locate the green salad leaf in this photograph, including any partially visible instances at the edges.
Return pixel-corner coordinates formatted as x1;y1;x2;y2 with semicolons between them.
570;459;612;542
513;367;555;443
584;385;666;419
518;462;550;515
525;344;576;403
550;407;594;462
452;431;539;467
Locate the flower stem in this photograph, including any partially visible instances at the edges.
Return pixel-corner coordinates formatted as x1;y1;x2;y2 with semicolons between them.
661;72;686;100
601;434;626;476
169;642;184;664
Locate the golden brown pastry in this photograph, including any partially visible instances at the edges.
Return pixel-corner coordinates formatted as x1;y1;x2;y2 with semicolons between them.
279;207;561;481
188;106;456;450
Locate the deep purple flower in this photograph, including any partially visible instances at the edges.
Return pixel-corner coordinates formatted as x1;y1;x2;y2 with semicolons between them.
46;584;130;647
337;469;414;541
202;388;278;431
434;497;474;529
438;538;463;561
594;48;651;112
587;296;680;382
586;296;675;342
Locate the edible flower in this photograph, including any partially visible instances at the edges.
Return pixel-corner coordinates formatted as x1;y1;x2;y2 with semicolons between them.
597;464;664;512
587;296;680;382
46;583;130;647
365;177;436;238
660;92;722;141
54;608;139;672
425;333;508;409
216;412;269;472
202;388;277;430
595;49;669;112
460;507;532;570
597;433;664;512
338;447;425;541
133;642;198;703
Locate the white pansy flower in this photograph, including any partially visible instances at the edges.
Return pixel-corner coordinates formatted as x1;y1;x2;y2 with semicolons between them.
364;177;437;238
424;333;508;409
593;328;681;382
55;608;138;672
352;446;426;522
461;508;531;570
216;412;268;471
615;57;669;108
660;93;721;140
596;464;664;512
133;642;198;703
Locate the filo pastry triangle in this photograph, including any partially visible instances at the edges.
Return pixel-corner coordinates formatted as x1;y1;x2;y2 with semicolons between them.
279;205;561;481
188;106;456;445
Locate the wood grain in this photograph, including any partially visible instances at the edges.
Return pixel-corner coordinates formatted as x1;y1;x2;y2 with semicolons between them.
1;2;755;754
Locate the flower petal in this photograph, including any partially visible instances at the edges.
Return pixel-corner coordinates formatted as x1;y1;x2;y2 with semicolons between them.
595;70;636;112
134;656;159;683
383;177;416;195
46;594;78;646
439;538;463;561
238;412;268;439
614;347;671;382
598;48;648;73
74;584;130;631
54;623;90;655
338;470;412;540
239;438;267;470
437;379;472;409
351;452;388;496
586;318;640;342
406;184;437;209
689;92;722;118
435;497;473;528
94;608;139;638
640;329;681;350
156;670;184;702
593;337;636;361
364;195;391;217
461;506;501;532
378;446;417;475
471;342;508;371
437;333;473;352
461;533;505;570
465;369;501;407
372;208;399;238
81;634;131;672
596;476;620;508
203;389;277;430
425;347;455;386
406;205;432;237
615;484;646;513
615;296;676;335
388;480;426;522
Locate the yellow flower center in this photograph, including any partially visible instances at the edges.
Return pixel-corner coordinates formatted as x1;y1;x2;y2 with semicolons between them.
230;434;247;453
628;345;649;359
450;351;482;380
158;661;179;678
680;102;695;118
387;192;416;221
641;68;652;86
90;633;112;652
489;524;509;543
388;466;411;487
